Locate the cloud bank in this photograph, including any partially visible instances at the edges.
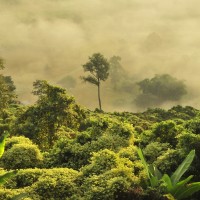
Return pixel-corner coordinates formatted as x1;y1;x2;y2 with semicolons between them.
1;0;200;111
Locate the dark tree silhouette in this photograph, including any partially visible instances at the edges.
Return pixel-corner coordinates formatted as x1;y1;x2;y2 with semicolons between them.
81;53;110;110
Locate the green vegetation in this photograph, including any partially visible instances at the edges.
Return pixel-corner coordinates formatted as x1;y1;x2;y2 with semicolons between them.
1;57;200;199
138;148;200;199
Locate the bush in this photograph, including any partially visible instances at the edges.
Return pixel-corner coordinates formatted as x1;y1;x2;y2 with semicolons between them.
143;142;171;163
3;168;81;200
184;118;200;134
44;117;135;170
105;120;135;141
1;143;43;169
31;168;81;200
81;149;143;200
118;145;138;162
44;139;88;170
151;120;183;147
177;132;200;155
0;189;26;200
4;136;33;151
177;132;200;181
155;149;183;174
81;172;135;200
82;149;119;176
4;168;44;189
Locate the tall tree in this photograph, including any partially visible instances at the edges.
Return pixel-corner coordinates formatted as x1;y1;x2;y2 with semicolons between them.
15;80;85;149
81;53;110;110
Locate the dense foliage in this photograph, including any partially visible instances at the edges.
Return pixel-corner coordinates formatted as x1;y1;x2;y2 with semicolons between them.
1;61;200;199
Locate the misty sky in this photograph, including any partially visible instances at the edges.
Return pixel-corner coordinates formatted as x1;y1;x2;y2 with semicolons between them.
1;0;200;111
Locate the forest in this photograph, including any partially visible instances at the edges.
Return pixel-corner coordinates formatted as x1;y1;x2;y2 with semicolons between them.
1;56;200;200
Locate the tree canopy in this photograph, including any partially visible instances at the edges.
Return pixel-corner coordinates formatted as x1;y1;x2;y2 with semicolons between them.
15;80;85;149
135;74;187;108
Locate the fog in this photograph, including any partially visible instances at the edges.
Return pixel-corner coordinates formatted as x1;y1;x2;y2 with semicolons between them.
1;0;200;111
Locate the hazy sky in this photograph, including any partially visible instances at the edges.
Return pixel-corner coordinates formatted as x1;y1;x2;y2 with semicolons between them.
1;0;200;111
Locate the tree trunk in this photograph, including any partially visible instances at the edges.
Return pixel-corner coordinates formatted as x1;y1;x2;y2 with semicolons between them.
97;81;102;110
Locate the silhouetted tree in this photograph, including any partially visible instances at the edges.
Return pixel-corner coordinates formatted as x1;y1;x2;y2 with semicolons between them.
81;53;110;110
135;74;187;108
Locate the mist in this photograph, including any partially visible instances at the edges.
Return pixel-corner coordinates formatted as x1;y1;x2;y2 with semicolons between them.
1;0;200;111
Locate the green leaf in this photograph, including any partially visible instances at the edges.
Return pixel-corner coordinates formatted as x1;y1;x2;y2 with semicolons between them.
0;171;16;185
171;150;195;185
149;164;163;179
137;148;151;179
150;175;159;187
172;175;193;198
176;182;200;200
162;174;173;192
0;131;9;158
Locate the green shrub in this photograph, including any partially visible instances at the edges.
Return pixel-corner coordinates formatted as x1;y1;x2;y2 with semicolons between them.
0;189;25;200
44;138;88;169
143;142;171;163
3;168;81;199
45;119;134;170
177;132;200;180
89;134;130;152
4;168;44;189
138;148;200;200
118;145;138;162
151;120;183;147
82;172;135;200
4;136;33;151
81;149;142;200
76;131;92;145
177;132;200;155
184;118;200;134
55;127;77;140
107;121;135;140
134;126;144;134
82;149;119;176
31;168;81;200
155;149;183;174
1;143;43;169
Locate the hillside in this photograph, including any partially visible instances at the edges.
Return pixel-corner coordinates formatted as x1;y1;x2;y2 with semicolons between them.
1;84;200;199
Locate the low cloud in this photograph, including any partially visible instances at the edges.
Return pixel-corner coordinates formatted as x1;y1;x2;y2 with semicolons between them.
0;0;200;111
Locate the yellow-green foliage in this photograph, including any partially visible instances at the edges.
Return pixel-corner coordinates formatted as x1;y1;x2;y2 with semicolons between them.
81;149;144;200
143;142;171;163
45;113;136;170
81;171;134;200
155;149;183;174
4;136;33;151
82;149;120;176
177;132;200;155
151;120;184;147
3;168;81;200
31;168;80;200
118;145;138;162
1;143;43;170
4;168;44;189
0;189;26;200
